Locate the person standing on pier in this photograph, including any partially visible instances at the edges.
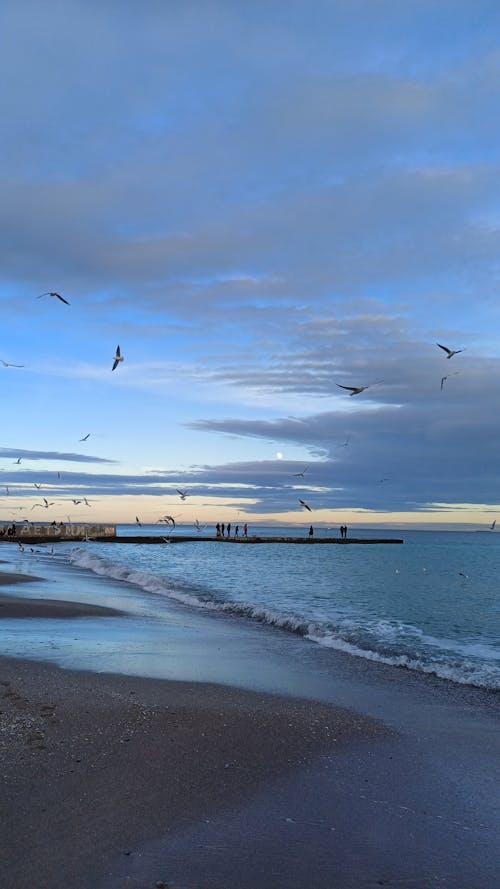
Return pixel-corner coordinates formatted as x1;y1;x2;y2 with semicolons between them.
243;523;248;537
309;525;314;539
234;525;239;537
227;522;231;538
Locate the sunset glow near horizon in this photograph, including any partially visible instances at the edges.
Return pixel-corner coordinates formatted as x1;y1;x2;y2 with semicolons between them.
1;2;500;532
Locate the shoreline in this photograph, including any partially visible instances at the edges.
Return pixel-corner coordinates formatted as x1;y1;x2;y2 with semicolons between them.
1;572;499;887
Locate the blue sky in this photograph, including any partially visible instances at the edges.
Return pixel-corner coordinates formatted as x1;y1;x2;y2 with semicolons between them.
1;0;500;529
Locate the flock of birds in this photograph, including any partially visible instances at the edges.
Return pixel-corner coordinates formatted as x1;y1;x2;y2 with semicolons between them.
1;290;489;529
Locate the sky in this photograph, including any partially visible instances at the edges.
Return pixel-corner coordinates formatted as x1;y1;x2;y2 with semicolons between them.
1;0;500;530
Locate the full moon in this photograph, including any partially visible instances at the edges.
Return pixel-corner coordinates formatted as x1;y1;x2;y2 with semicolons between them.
276;452;283;460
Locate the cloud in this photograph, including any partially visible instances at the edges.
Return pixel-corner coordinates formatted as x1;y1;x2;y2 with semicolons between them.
0;448;116;464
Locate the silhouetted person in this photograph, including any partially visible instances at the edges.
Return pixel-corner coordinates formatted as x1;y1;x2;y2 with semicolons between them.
309;525;314;539
234;525;239;537
227;522;231;538
243;523;248;537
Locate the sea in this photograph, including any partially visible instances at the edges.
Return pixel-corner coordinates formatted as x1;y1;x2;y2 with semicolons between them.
1;524;499;693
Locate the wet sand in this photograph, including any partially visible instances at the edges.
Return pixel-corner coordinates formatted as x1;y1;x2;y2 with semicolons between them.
0;570;45;585
0;593;123;618
1;572;499;889
0;654;386;889
0;572;123;617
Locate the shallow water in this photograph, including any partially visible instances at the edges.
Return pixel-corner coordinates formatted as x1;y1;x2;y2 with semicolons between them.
1;525;498;690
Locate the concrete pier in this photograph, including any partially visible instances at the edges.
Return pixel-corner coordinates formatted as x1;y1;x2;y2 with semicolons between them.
0;525;403;545
94;535;404;545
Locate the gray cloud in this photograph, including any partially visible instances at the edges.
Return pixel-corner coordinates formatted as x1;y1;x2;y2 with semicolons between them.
0;448;116;464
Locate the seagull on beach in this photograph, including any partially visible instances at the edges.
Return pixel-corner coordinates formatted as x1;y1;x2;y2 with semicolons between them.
436;343;465;359
299;499;312;512
112;345;123;371
37;291;70;305
1;359;24;367
79;433;91;441
336;381;383;396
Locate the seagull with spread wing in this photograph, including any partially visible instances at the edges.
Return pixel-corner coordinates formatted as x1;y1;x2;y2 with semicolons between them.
1;359;24;367
37;291;70;305
177;489;189;500
299;499;312;512
336;381;383;396
112;345;123;371
440;372;460;391
293;466;309;477
79;433;91;441
436;343;465;359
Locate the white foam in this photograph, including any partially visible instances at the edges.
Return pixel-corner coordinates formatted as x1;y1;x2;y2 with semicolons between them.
68;547;500;691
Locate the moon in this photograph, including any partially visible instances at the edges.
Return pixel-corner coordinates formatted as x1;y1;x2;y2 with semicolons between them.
276;452;283;460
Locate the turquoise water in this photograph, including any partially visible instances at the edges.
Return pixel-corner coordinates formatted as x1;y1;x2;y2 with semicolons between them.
47;525;500;690
0;525;498;689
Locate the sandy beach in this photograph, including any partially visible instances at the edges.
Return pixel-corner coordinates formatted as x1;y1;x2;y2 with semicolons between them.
1;570;499;889
0;652;385;889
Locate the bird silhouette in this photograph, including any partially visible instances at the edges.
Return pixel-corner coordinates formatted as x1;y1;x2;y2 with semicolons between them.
37;291;70;305
337;381;383;396
112;345;123;371
436;343;464;359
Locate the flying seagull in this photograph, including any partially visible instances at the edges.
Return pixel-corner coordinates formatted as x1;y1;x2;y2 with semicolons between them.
440;372;460;391
13;457;22;464
37;291;70;305
32;498;55;509
293;466;309;477
336;381;383;396
299;499;312;512
436;343;465;359
490;519;496;531
112;345;123;371
177;489;189;500
1;359;24;368
79;433;91;441
156;515;176;527
135;516;142;526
